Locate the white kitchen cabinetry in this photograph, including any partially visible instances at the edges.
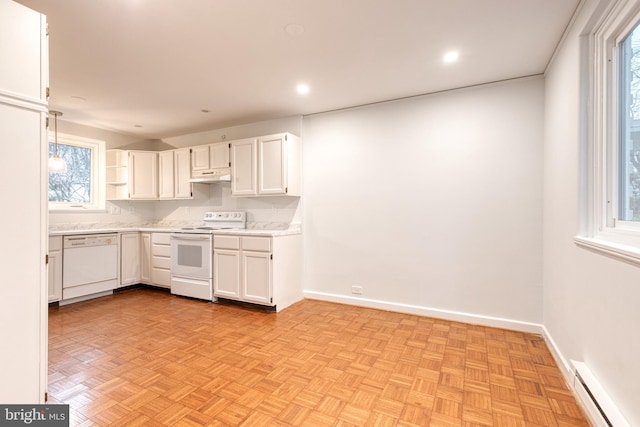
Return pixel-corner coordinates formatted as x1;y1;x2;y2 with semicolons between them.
231;133;301;197
106;150;129;200
213;234;302;311
230;138;257;196
48;236;62;302
106;150;159;200
159;148;193;199
158;151;175;199
151;233;171;288
0;0;48;403
140;232;152;284
191;142;230;180
174;148;193;198
129;151;158;199
120;232;140;286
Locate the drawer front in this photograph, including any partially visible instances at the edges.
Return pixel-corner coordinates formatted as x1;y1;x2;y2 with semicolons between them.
152;255;171;270
151;233;171;245
241;237;271;252
152;243;171;257
214;235;240;250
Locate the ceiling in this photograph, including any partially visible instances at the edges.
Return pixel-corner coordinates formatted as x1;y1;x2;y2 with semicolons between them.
16;0;580;139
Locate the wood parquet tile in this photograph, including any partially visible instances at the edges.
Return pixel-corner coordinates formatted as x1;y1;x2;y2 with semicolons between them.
48;288;591;426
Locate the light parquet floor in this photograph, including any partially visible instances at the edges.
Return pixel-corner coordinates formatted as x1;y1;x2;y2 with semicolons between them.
47;288;590;426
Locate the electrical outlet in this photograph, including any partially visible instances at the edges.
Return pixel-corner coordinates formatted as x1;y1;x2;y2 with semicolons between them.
351;286;363;295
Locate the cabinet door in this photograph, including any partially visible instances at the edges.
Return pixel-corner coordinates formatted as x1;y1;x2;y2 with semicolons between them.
258;135;287;195
140;233;152;284
242;251;272;305
120;233;140;286
210;142;230;169
174;148;192;199
129;151;158;199
48;237;62;302
158;150;175;199
213;249;241;300
231;138;257;196
191;145;210;172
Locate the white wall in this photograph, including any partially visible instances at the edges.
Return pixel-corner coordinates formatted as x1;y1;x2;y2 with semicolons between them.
543;0;639;425
302;77;544;327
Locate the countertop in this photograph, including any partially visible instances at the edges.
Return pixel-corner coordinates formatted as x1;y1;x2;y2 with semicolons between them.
49;226;301;237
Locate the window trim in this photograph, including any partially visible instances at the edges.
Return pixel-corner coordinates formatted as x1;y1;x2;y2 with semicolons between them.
48;132;106;212
579;0;640;263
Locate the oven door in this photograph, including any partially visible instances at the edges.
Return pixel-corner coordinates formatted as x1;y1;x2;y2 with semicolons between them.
170;234;212;279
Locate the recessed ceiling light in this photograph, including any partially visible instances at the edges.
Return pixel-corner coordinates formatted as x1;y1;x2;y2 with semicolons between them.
443;50;459;64
296;83;310;95
134;124;143;128
201;109;210;113
285;23;305;37
70;95;86;101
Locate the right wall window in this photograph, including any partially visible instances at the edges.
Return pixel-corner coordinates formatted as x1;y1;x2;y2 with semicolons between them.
618;23;640;222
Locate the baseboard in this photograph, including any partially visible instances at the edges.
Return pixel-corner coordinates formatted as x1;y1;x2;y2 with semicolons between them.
541;327;631;427
303;290;543;333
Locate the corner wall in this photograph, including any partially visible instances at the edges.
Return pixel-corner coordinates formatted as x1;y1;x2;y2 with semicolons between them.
302;77;544;328
543;0;639;425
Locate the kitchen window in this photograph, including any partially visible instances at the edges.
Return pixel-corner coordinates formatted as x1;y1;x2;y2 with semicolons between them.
576;1;640;262
48;133;105;211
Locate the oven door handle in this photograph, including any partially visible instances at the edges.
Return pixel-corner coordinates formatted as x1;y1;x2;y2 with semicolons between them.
170;234;211;241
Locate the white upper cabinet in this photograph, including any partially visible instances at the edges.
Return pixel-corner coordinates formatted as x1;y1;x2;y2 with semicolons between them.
191;145;210;172
0;1;46;99
230;138;258;196
210;142;230;169
158;150;175;199
231;133;300;197
191;142;230;179
174;148;192;198
129;151;158;199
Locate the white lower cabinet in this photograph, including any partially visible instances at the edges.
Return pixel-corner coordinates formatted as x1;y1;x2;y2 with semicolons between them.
151;232;171;288
120;232;140;286
213;234;301;311
48;236;63;302
140;232;151;284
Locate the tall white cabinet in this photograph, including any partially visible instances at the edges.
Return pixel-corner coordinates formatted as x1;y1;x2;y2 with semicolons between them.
0;0;48;403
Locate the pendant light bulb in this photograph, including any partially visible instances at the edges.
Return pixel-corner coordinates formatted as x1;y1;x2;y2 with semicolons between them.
48;110;67;173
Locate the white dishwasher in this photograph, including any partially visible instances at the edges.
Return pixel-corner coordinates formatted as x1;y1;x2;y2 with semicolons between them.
62;234;118;302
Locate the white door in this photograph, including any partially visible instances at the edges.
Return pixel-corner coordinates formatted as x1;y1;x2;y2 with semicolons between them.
258;134;287;195
129;151;158;199
231;138;257;196
210;142;230;169
242;251;272;305
158;150;175;199
140;233;152;284
120;233;140;286
174;148;192;199
191;145;210;172
0;0;48;403
214;249;241;300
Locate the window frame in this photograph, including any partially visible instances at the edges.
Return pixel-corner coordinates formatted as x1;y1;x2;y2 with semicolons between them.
48;132;106;212
577;0;640;262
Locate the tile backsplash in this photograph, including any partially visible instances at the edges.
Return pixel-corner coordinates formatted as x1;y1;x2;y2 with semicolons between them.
49;183;301;231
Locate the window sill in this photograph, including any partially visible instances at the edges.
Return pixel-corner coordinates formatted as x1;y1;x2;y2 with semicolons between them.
574;236;640;266
49;207;107;214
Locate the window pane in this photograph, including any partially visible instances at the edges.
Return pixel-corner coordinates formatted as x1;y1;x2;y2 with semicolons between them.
619;25;640;221
48;142;92;203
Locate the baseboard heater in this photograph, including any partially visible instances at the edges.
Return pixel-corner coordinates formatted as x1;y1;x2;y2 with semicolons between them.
571;361;630;427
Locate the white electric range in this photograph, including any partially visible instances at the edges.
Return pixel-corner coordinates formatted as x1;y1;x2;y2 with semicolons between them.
170;211;246;300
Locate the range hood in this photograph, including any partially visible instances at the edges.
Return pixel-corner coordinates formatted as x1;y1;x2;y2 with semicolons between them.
189;168;231;183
